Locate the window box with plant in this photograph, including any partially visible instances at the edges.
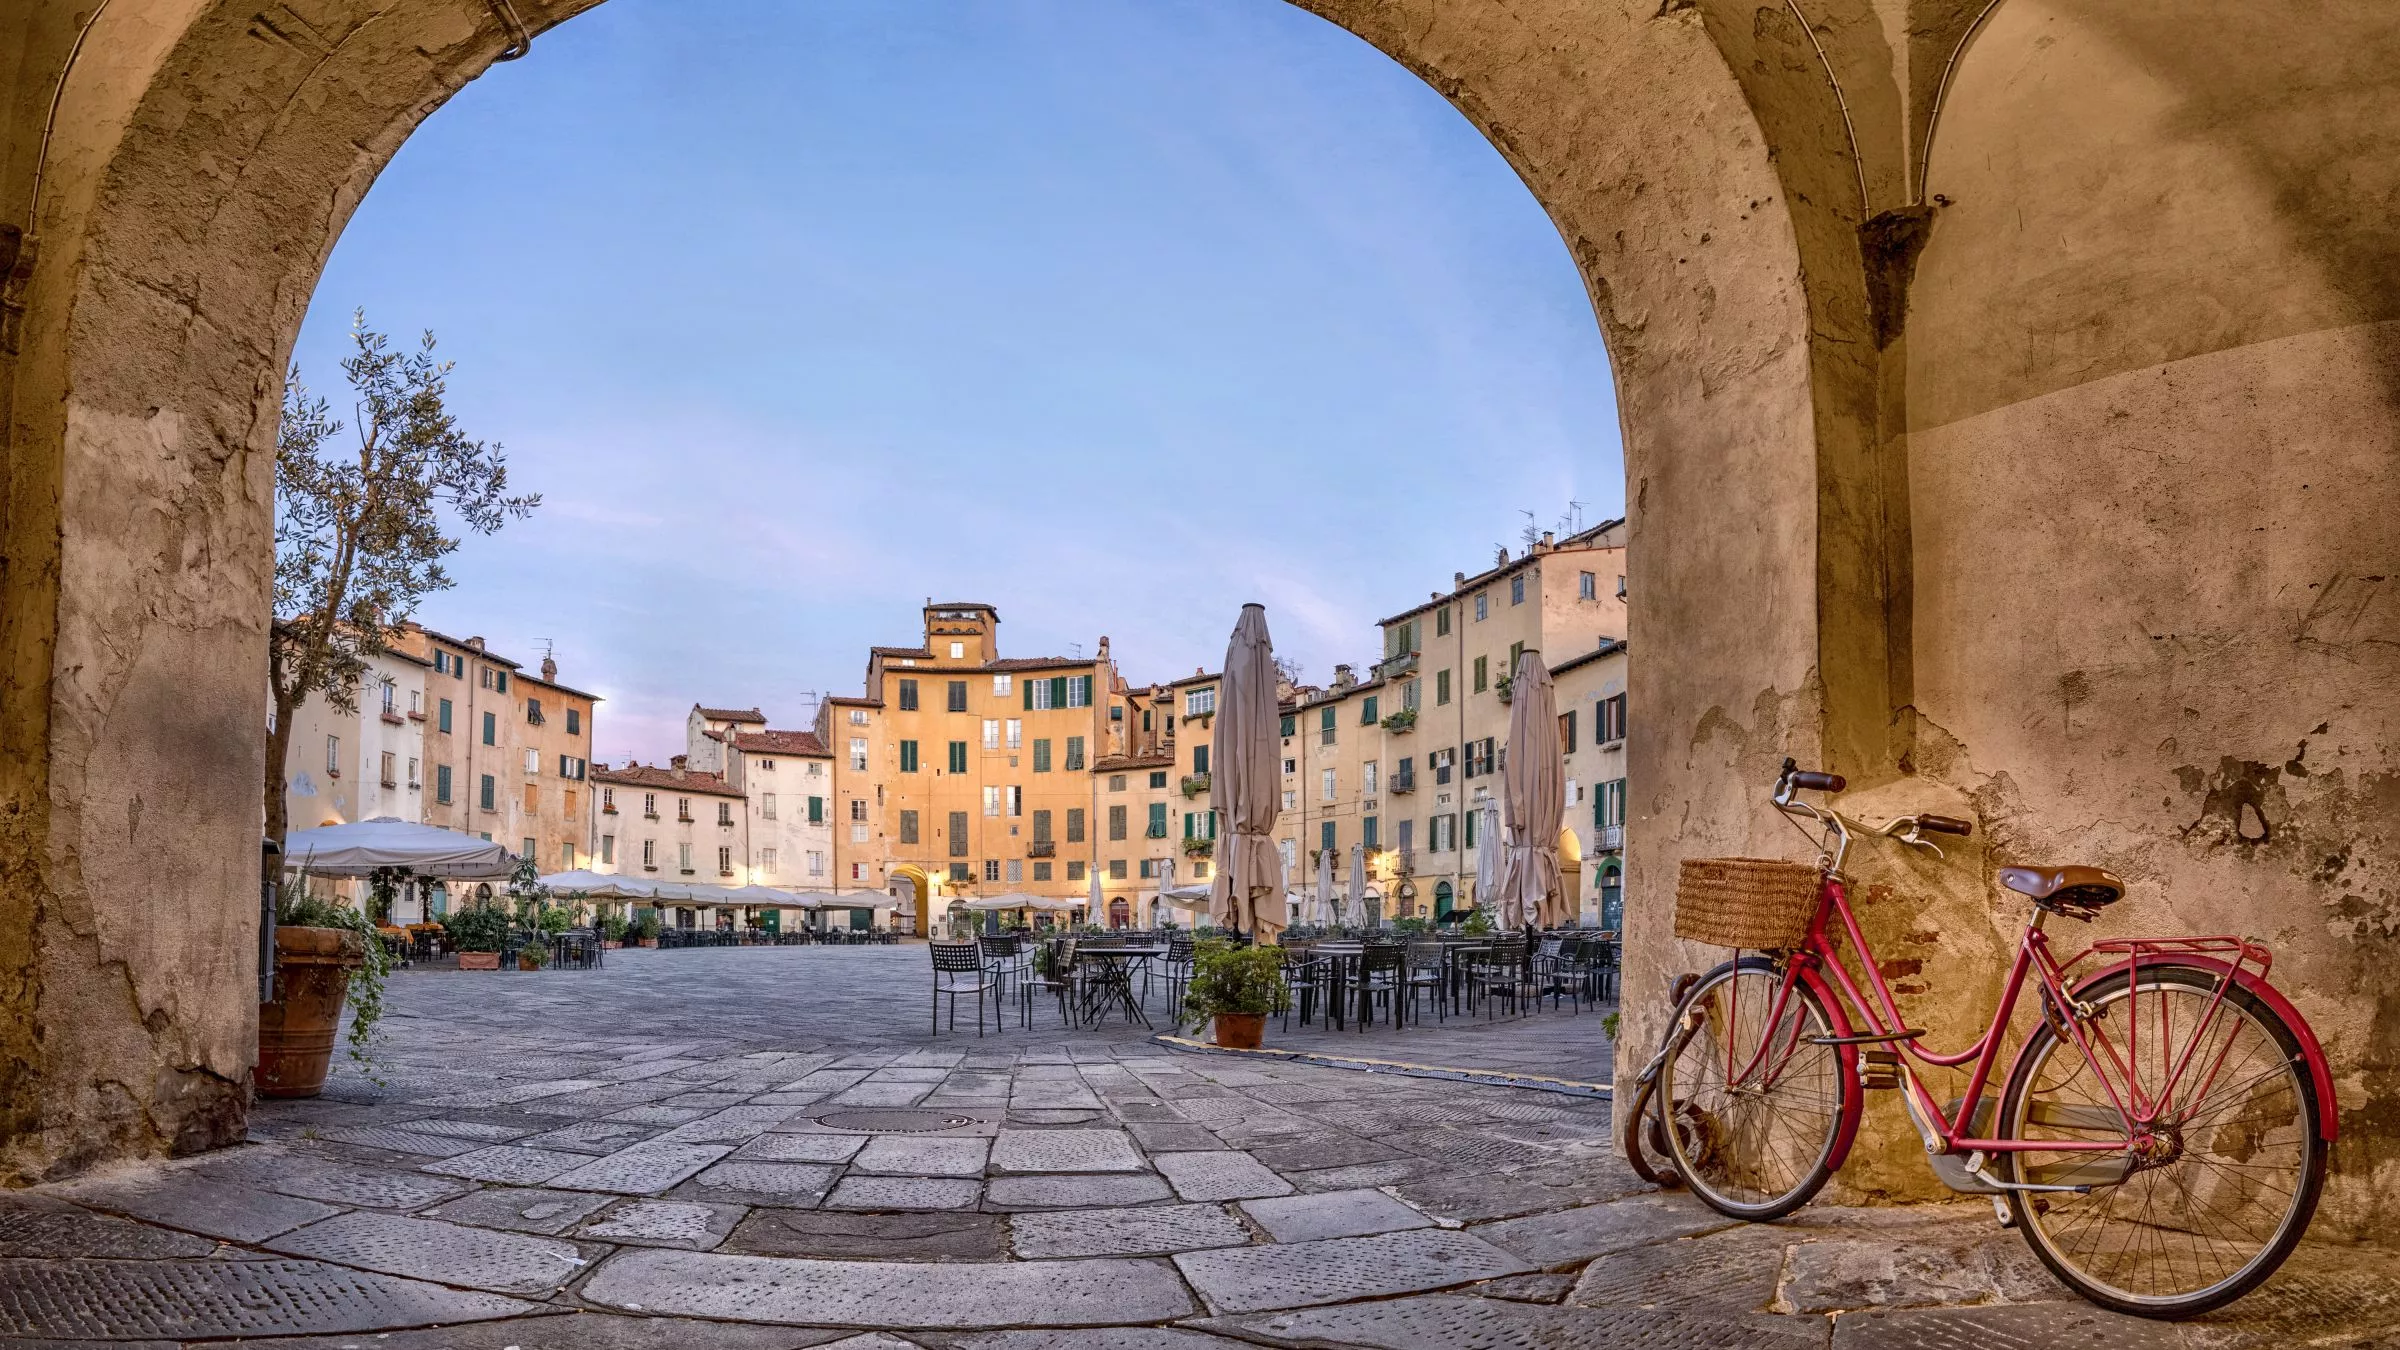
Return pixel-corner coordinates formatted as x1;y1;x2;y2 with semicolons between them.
1180;772;1211;798
1380;706;1418;734
1182;939;1289;1049
1494;674;1515;704
1182;835;1215;859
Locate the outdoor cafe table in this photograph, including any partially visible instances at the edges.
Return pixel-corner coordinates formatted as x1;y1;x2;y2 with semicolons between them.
1077;945;1168;1028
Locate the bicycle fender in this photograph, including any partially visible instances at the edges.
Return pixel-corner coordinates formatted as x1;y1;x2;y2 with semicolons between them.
1796;959;1870;1173
2063;956;2337;1142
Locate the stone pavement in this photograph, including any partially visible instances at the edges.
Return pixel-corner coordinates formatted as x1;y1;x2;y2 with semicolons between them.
0;947;2391;1346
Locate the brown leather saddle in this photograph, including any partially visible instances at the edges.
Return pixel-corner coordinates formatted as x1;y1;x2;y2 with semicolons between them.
1998;865;2126;917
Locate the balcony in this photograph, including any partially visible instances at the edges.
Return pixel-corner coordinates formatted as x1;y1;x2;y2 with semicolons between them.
1027;839;1056;858
1598;824;1624;851
1395;847;1415;876
1182;836;1215;859
1378;649;1419;679
1180;772;1211;798
380;711;405;726
1380;707;1418;734
1390;770;1416;795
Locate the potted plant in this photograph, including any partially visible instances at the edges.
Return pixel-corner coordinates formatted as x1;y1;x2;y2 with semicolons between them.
444;905;508;969
257;888;392;1098
1380;706;1418;734
1182;835;1215;859
631;912;661;947
599;913;631;947
517;936;550;971
1183;939;1288;1050
1460;908;1495;936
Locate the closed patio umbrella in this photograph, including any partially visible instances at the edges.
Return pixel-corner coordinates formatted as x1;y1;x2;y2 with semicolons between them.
1495;649;1566;930
1208;604;1284;939
1473;798;1502;921
1314;845;1337;926
1348;842;1368;928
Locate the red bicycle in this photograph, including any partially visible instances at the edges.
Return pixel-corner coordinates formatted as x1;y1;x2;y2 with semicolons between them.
1625;760;2335;1318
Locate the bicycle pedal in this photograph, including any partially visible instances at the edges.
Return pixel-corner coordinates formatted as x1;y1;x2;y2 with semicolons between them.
1858;1048;1902;1090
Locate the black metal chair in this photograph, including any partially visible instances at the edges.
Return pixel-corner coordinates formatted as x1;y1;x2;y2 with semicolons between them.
1357;942;1407;1030
1403;938;1448;1023
1019;938;1079;1029
929;941;1002;1037
1467;935;1530;1019
1278;943;1324;1033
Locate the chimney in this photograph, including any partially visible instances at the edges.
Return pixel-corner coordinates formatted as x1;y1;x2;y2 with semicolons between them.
1333;664;1356;691
465;636;485;652
1095;636;1109;661
1453;572;1466;590
1539;531;1555;550
541;654;558;682
670;755;687;779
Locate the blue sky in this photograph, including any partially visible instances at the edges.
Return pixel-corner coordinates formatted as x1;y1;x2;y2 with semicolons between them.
293;0;1620;765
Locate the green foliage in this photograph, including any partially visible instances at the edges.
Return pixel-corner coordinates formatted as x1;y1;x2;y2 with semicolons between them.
1601;1011;1622;1041
1461;908;1495;936
1391;916;1431;935
535;903;574;936
442;905;509;953
630;911;660;940
506;854;549;917
271;880;391;1078
516;938;550;968
1184;939;1290;1020
599;914;631;942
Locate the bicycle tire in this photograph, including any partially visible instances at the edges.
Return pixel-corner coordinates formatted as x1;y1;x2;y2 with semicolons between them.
1620;1070;1681;1187
1656;956;1857;1221
1999;963;2328;1319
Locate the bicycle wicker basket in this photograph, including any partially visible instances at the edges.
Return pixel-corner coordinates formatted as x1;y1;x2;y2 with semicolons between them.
1674;857;1822;949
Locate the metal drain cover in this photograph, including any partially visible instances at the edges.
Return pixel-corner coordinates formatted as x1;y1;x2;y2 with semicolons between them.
817;1109;987;1133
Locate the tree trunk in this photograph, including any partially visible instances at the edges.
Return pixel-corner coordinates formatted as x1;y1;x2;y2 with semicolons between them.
265;688;298;849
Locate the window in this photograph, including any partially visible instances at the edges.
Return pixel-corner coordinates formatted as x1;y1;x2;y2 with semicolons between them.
852;823;869;843
716;801;733;827
601;787;615;813
522;783;539;814
992;673;1012;696
1361;695;1378;724
558;755;587;779
808;849;826;877
1509;640;1525;675
808;795;824;823
1436;669;1451;705
1468;737;1498;776
1184;810;1218;841
1436;606;1451;637
479;774;496;811
1280;713;1296;738
1363;815;1379;848
1139;858;1158;879
1430;813;1457;852
1474;592;1488;621
1029;679;1055;711
950;642;966;660
1320;706;1336;746
1068;675;1092;708
1466;806;1479;848
325;735;341;776
849;709;869;725
983;786;1002;817
1185;688;1215;717
1146;802;1168;838
1364;761;1379;796
948;811;969;857
947;680;968;712
1007;859;1024;882
524;836;537;859
379;751;396;787
1109;804;1128;841
1032;809;1053;843
1320;820;1337;853
1066;736;1085;771
481;710;496;745
1066;807;1085;843
1432;747;1455;785
1282;789;1296;810
947;741;968;774
758;758;775;771
850;797;868;822
677;797;692;821
563;789;577;821
984;859;1002;882
1598;692;1628;744
899;810;919;845
1109;858;1128;880
1473;656;1488;693
1067;861;1086;881
1193;744;1210;774
642;839;655;869
378;681;396;716
761;792;777;820
1566;776;1580;805
1033;739;1052;773
1282;757;1297;775
1561;709;1578;754
1511;574;1526;605
525;695;543;724
601;834;615;864
1279;838;1297;873
643;792;657;818
567;708;580;736
561;841;577;868
1108;774;1125;791
1149;770;1168;789
1579;570;1597;600
1597;777;1629;828
1396;818;1414;852
899;740;919;773
496;670;509;693
436;765;453;803
759;847;778;875
897;678;919;711
1008;785;1023;817
523;748;540;775
717;846;733;875
949;862;971;882
1006;718;1022;750
982;719;999;751
437;698;453;733
1321;767;1337;801
850;738;869;771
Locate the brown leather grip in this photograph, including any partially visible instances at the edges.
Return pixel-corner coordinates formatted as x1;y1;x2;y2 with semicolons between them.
1918;814;1973;837
1790;770;1845;792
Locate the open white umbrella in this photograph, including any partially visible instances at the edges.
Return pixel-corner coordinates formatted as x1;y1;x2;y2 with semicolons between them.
539;869;655;900
1495;649;1566;930
1348;842;1368;928
1208;604;1284;938
284;818;512;879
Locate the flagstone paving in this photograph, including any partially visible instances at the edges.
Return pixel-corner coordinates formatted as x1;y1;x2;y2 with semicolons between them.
0;945;2390;1345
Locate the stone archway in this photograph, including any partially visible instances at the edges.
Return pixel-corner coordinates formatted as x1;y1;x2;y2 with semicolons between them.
3;0;2395;1235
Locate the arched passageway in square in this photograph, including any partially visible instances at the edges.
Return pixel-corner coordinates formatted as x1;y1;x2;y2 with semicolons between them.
0;0;2394;1231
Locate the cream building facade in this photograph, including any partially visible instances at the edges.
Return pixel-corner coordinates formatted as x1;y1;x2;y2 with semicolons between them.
397;627;599;874
591;759;748;930
1553;638;1630;929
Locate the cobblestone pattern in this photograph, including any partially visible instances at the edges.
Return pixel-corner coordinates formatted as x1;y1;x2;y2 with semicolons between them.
1;947;2384;1346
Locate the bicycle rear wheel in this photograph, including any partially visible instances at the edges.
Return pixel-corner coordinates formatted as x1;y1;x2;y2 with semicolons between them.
1655;957;1855;1220
1999;964;2328;1318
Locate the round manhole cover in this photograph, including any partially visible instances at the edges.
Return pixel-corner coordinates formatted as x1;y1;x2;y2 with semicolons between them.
816;1108;986;1133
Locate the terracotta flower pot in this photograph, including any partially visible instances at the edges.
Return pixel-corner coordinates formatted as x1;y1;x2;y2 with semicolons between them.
636;938;658;948
518;953;543;971
255;926;364;1099
457;951;500;970
1213;1013;1266;1050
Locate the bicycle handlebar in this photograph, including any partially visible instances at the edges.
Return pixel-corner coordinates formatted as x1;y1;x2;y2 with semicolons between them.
1791;769;1846;792
1916;814;1973;837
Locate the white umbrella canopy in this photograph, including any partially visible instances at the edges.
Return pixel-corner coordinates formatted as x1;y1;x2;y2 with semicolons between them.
1314;846;1337;926
284;818;512;879
539;869;653;899
1496;649;1567;929
1474;798;1503;919
1208;604;1285;938
1348;843;1368;928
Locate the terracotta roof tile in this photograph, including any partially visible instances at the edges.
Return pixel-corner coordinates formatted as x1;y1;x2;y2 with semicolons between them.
592;763;743;796
732;728;829;757
694;705;766;723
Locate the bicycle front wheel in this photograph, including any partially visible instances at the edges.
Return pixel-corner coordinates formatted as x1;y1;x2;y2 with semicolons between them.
1656;957;1854;1220
1999;963;2328;1318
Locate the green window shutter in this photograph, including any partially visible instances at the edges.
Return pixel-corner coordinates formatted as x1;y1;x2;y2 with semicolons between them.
899;741;917;773
1023;679;1034;711
1466;808;1478;847
1066;736;1084;770
809;795;824;823
1051;676;1068;708
1208;811;1218;839
1033;739;1051;773
1280;713;1295;737
1362;696;1378;724
1194;744;1209;774
1363;815;1379;848
437;699;452;733
1320;820;1335;852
